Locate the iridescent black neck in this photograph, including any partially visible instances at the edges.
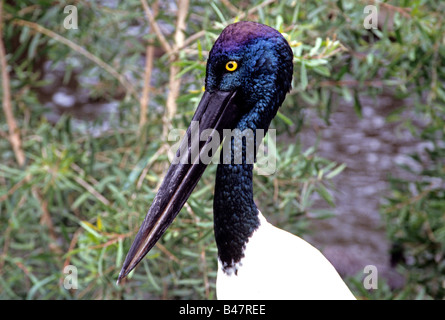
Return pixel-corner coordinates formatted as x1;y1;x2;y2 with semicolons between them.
213;105;275;273
214;162;258;273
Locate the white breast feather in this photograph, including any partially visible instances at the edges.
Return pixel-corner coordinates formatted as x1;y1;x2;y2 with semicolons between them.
216;212;356;300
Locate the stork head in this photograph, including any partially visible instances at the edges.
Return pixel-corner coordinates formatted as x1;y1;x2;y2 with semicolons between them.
206;21;293;124
117;22;294;283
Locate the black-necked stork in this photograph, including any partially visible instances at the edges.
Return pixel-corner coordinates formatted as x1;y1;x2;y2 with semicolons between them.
118;21;355;300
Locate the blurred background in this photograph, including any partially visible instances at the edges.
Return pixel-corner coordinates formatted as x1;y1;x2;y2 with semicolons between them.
0;0;444;299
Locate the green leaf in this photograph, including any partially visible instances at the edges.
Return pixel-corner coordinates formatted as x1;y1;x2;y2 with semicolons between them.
80;221;103;239
316;184;335;207
353;90;362;118
309;37;322;56
276;111;294;126
300;61;308;90
28;33;41;59
27;275;57;300
197;39;203;60
326;163;347;179
312;65;331;77
71;192;91;209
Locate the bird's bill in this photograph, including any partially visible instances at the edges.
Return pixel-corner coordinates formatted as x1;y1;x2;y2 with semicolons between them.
117;90;239;283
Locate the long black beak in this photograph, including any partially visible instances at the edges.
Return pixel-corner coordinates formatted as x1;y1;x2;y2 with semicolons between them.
117;90;240;283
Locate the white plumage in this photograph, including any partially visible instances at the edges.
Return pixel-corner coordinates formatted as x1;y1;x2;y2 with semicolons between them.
217;212;356;300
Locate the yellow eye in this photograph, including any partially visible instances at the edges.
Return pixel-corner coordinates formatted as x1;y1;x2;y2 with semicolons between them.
225;61;238;72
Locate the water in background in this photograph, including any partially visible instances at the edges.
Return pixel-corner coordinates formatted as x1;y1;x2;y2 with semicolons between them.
299;92;428;289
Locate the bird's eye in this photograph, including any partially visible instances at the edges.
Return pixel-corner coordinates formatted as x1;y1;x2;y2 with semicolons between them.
225;61;238;72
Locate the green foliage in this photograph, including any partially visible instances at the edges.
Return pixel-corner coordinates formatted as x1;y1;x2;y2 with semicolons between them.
382;127;445;299
0;0;444;300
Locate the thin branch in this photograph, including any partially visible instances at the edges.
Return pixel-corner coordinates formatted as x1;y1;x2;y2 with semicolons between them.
162;0;189;141
33;188;63;255
220;0;241;16
136;144;168;189
0;8;64;256
140;1;159;132
11;18;138;100
140;0;173;54
174;0;189;49
61;228;82;281
382;185;436;215
0;177;27;202
0;11;59;260
155;242;180;263
242;0;276;20
318;79;402;88
0;1;25;167
168;0;276;58
139;48;154;129
375;1;412;19
72;175;111;207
